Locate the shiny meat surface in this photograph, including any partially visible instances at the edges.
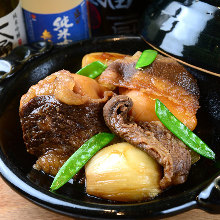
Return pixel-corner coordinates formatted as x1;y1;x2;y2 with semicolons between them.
99;52;200;130
34;149;71;176
103;95;191;189
20;70;111;108
19;71;113;175
20;95;111;175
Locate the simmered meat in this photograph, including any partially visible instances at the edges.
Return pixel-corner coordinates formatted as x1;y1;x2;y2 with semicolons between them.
20;70;111;107
19;70;113;175
99;52;200;130
103;95;191;189
34;149;72;177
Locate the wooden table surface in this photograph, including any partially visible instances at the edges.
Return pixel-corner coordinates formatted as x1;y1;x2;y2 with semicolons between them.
0;177;219;220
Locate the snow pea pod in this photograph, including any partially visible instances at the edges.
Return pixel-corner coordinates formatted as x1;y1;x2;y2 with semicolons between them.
155;99;215;160
50;132;115;191
76;61;107;79
135;49;158;69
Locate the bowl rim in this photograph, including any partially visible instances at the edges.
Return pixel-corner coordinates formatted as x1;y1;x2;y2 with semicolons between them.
141;37;220;78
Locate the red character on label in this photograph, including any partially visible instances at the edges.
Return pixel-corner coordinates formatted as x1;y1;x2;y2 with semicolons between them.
18;38;22;45
31;14;36;20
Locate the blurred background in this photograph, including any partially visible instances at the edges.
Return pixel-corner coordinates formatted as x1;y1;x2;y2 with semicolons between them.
0;0;219;71
0;0;153;56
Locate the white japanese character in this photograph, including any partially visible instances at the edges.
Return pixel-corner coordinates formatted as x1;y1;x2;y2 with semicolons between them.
57;28;70;40
92;0;132;10
113;0;132;9
53;16;73;31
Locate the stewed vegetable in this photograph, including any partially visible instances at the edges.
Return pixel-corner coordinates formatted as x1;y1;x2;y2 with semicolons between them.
50;132;115;191
155;99;215;160
76;61;107;79
135;49;158;69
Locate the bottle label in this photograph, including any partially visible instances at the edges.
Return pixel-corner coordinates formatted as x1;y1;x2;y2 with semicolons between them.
23;0;90;44
0;2;27;57
89;0;133;9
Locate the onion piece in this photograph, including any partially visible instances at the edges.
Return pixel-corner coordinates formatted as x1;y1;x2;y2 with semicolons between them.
85;142;162;202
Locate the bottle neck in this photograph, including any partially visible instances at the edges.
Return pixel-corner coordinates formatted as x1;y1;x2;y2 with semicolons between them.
0;0;19;17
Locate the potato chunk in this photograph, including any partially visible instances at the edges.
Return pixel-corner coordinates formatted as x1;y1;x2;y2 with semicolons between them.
85;142;162;202
81;52;127;67
120;89;197;131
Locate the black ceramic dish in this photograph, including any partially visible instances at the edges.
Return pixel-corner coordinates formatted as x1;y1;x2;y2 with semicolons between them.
0;36;220;219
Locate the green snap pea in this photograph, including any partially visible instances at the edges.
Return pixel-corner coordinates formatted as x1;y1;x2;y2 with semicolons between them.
135;49;158;69
50;132;115;191
155;99;215;160
76;61;107;79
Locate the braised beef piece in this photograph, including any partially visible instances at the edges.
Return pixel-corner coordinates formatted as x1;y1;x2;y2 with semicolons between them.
99;52;199;100
20;95;110;176
19;70;114;176
103;95;191;189
99;52;200;131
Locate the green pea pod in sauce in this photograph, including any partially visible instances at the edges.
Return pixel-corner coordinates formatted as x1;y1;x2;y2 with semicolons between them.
50;132;115;191
76;61;107;79
135;49;158;69
155;99;215;160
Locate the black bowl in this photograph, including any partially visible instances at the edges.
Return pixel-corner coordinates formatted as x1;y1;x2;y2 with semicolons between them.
0;36;220;219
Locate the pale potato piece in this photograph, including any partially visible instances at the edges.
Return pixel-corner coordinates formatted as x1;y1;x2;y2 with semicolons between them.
85;142;162;202
120;89;158;122
72;74;106;99
81;52;128;67
120;88;197;131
